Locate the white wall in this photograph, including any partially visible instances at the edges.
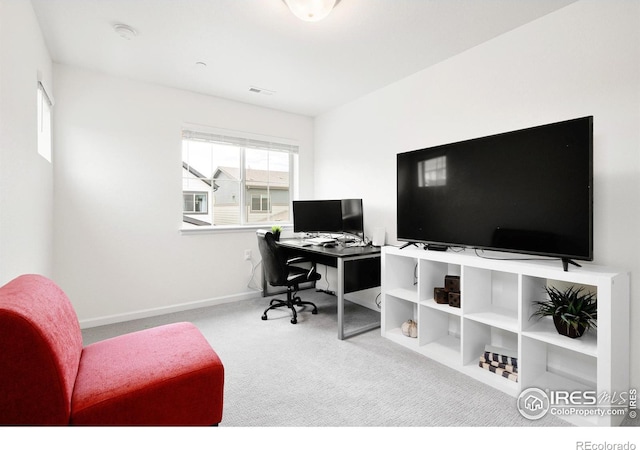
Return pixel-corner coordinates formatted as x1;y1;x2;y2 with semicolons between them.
53;65;314;325
0;0;54;285
315;1;640;385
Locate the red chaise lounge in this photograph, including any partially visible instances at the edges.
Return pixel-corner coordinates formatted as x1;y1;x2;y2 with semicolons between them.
0;274;224;425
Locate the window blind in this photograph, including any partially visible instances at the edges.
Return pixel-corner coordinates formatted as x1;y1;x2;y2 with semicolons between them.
181;130;299;154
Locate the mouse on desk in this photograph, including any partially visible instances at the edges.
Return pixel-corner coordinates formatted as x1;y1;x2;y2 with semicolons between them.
322;242;336;248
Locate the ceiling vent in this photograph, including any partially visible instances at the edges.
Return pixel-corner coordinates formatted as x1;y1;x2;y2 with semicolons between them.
249;86;275;96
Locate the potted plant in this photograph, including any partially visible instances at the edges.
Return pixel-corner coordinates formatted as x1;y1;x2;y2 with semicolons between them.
271;225;282;241
531;285;597;338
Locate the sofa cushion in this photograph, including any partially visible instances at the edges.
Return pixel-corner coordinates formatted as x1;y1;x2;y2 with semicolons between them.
70;322;224;425
0;274;84;425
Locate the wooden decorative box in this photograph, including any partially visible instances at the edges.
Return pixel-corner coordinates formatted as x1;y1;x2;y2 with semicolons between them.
448;291;461;308
445;275;460;293
434;287;449;304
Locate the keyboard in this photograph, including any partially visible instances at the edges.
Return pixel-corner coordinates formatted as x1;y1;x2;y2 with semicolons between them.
292;241;312;247
305;237;337;245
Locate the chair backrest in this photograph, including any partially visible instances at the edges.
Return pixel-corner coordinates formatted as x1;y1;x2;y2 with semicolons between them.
0;274;84;424
256;230;288;287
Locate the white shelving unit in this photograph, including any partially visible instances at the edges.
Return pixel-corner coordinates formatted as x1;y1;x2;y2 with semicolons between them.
381;245;630;426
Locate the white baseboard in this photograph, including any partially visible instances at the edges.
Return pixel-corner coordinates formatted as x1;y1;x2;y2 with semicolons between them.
79;290;262;329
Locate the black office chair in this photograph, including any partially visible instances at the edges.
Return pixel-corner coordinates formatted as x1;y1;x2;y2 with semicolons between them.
257;229;321;324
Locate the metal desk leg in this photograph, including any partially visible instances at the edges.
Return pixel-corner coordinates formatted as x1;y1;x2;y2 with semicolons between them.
337;257;344;340
337;255;381;340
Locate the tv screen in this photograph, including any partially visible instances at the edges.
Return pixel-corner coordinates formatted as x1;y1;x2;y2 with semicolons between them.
341;199;364;239
397;116;593;263
293;200;343;233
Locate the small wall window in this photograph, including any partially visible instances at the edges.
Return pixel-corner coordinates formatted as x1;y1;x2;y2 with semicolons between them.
37;81;53;162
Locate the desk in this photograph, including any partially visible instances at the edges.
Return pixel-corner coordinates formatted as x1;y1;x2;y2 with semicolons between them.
276;239;381;340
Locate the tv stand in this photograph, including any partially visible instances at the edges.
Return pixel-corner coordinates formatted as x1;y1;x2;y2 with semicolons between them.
562;258;582;272
381;246;629;426
399;242;419;250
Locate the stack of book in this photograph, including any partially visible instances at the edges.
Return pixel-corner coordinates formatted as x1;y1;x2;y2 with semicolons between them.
478;345;518;382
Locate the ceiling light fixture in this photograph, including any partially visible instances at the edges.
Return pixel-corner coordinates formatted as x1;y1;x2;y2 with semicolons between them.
282;0;339;22
113;23;137;40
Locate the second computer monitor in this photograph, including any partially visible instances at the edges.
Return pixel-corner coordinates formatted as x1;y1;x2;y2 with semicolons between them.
341;199;364;240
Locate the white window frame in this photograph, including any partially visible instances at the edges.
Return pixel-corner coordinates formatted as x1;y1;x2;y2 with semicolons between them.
37;81;53;162
181;125;298;232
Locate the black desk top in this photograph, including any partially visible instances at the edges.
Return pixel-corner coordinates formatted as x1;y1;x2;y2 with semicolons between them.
278;239;381;258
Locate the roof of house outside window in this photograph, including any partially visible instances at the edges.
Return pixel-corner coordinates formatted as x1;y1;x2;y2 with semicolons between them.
213;166;289;189
182;162;213;187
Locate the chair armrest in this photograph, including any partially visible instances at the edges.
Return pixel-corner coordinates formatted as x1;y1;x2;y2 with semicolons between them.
286;258;319;282
286;256;310;265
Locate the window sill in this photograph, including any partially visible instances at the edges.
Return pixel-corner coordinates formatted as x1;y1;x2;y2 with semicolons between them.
180;224;292;235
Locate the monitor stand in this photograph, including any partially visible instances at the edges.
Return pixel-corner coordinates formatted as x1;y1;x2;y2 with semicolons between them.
562;258;582;272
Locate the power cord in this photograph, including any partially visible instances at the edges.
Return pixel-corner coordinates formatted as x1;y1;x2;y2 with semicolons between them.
246;257;263;292
315;264;335;296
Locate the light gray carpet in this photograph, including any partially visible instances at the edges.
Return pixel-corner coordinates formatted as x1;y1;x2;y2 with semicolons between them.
81;290;612;427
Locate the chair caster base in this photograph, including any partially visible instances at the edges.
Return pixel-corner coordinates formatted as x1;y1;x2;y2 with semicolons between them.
261;296;317;325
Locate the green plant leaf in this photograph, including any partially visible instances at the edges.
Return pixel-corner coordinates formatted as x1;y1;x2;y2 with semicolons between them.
530;285;597;332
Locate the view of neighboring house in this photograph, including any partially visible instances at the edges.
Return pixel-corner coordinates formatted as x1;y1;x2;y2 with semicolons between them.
182;162;214;226
182;164;290;227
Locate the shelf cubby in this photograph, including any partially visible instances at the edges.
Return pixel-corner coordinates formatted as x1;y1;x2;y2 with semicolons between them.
381;293;418;348
418;260;460;300
521;275;597;356
521;336;600;426
382;252;418;296
520;336;596;391
462;267;518;332
417;305;461;367
462;319;519;396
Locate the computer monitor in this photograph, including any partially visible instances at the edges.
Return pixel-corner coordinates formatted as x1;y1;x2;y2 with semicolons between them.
292;200;343;233
341;199;364;240
292;199;365;241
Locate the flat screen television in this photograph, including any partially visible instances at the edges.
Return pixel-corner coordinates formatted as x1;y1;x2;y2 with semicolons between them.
396;116;593;269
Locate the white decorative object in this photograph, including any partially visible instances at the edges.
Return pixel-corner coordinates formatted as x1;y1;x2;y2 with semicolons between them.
372;227;386;246
401;319;417;338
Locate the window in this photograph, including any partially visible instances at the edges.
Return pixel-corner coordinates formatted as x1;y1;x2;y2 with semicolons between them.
37;81;52;162
251;194;271;213
181;128;298;228
183;192;208;214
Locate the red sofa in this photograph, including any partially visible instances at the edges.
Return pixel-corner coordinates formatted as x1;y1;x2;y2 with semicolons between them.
0;274;224;425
